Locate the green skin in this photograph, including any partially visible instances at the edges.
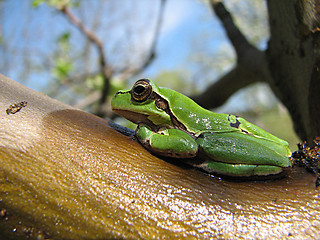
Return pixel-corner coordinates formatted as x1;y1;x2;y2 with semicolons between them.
111;79;292;178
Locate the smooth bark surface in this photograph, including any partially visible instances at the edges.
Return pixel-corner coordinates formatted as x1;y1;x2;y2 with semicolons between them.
0;74;319;239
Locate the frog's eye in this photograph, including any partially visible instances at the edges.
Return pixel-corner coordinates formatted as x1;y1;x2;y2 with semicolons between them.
131;79;152;102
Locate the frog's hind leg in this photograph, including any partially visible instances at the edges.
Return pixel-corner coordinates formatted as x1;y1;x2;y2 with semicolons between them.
194;131;292;178
194;161;285;178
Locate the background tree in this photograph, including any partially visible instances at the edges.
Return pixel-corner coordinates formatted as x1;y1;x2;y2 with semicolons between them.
1;0;166;117
1;0;319;142
193;0;320;143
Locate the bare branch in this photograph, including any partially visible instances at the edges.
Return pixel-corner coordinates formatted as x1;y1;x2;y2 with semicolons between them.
59;1;166;116
140;0;166;69
192;50;270;108
60;6;112;117
193;1;272;109
120;0;167;79
211;0;255;61
60;7;109;72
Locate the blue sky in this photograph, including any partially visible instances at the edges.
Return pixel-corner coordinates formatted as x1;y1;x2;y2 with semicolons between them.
153;0;220;69
1;0;223;88
1;0;275;113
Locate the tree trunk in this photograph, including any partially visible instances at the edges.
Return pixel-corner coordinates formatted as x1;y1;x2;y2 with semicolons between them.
267;0;320;143
194;0;320;143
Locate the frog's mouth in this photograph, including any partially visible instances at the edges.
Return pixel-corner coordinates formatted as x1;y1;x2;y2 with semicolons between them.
112;109;158;130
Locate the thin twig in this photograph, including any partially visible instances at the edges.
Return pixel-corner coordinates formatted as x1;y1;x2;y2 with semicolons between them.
59;1;166;115
60;6;112;116
121;0;167;78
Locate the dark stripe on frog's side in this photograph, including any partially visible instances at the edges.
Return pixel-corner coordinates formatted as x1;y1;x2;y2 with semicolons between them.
227;115;253;136
228;114;241;128
151;92;196;137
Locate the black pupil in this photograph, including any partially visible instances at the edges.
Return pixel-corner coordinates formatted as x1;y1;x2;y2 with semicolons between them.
134;85;145;95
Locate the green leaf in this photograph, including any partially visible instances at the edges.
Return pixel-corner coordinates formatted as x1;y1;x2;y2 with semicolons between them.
31;0;45;7
85;75;104;90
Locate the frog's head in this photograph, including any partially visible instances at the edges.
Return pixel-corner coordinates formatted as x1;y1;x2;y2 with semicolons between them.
111;79;174;130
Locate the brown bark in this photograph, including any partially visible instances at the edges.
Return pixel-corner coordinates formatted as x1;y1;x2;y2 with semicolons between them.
267;0;320;143
0;73;319;239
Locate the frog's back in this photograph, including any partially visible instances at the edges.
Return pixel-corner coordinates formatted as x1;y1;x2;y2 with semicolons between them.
158;87;290;149
159;87;231;133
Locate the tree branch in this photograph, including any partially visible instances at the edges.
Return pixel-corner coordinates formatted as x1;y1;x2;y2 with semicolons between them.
1;73;319;239
192;1;272;109
196;0;320;142
211;0;254;61
120;0;167;79
192;61;261;108
60;6;112;117
59;1;166;116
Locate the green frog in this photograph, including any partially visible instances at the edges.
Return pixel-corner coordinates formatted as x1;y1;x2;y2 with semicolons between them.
111;79;292;178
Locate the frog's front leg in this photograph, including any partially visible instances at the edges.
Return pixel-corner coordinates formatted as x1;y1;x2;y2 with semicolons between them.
136;125;198;158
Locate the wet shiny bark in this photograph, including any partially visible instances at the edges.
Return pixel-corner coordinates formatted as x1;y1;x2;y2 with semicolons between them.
0;74;319;239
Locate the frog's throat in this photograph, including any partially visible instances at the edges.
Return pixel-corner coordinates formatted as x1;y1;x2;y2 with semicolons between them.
112;109;159;131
